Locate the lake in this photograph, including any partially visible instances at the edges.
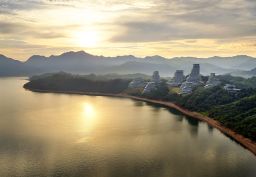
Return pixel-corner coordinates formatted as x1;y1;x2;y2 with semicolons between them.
0;77;255;177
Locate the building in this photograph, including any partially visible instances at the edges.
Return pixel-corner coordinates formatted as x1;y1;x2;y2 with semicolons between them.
128;78;146;89
152;71;161;83
186;64;201;83
180;82;193;94
224;84;241;93
142;82;157;94
204;73;221;88
180;64;201;94
168;70;185;87
142;71;161;94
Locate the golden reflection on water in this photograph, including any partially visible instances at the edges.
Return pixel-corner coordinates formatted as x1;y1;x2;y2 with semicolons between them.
78;102;98;141
83;103;96;119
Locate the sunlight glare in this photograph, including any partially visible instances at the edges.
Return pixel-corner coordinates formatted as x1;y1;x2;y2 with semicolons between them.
74;30;100;47
83;103;96;118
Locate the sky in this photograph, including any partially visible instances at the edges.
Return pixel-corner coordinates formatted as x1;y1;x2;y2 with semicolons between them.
0;0;256;60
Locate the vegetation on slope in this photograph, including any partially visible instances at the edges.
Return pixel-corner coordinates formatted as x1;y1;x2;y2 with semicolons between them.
208;95;256;140
217;75;256;89
24;72;131;94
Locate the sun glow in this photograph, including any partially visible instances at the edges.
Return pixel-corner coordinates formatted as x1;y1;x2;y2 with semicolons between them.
74;30;100;47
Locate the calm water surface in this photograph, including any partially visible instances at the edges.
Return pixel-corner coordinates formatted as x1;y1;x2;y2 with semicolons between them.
0;77;256;177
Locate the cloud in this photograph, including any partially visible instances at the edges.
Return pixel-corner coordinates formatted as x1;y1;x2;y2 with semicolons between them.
0;0;77;15
110;0;256;42
0;0;255;58
0;21;73;39
0;39;44;49
0;0;46;12
0;22;24;33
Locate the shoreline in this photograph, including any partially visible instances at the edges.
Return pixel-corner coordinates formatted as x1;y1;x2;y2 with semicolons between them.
25;87;256;156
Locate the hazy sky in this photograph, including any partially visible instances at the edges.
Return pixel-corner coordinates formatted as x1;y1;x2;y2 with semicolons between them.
0;0;256;60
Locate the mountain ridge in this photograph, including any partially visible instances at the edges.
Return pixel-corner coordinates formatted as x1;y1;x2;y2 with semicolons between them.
1;51;256;77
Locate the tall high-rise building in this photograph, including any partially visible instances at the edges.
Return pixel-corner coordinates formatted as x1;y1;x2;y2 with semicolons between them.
152;71;161;83
169;70;185;87
174;70;185;84
180;64;201;94
186;64;201;83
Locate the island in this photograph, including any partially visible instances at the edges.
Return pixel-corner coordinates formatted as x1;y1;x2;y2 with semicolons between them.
24;71;256;156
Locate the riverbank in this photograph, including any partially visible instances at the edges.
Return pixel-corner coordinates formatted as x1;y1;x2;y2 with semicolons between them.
25;87;256;156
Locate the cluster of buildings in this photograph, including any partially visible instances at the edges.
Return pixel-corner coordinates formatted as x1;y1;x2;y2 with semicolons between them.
176;64;203;94
128;64;240;95
128;71;161;94
167;64;214;94
143;71;161;94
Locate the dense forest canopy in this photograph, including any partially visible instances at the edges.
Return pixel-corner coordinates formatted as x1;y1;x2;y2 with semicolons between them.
24;72;132;94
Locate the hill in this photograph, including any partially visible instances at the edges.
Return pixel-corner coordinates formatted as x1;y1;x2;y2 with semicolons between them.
0;54;36;76
232;68;256;78
209;95;256;141
24;72;132;94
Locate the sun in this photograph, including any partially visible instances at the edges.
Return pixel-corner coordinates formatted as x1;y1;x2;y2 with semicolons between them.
74;30;99;47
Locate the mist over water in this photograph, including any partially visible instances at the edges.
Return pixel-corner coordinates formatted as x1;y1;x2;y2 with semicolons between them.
0;78;255;177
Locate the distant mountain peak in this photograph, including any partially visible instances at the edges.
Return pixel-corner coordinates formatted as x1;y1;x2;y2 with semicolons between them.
0;54;7;58
250;68;256;72
0;54;12;60
116;55;136;58
60;50;93;58
209;55;253;59
0;54;20;62
232;55;252;59
144;55;165;59
28;55;46;59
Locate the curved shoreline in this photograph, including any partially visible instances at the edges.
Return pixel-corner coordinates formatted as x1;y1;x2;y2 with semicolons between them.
25;87;256;156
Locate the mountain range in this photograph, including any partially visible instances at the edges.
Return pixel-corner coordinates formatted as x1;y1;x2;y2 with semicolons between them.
1;51;256;77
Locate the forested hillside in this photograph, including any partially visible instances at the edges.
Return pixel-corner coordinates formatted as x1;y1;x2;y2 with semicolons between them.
208;95;256;140
24;72;131;94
